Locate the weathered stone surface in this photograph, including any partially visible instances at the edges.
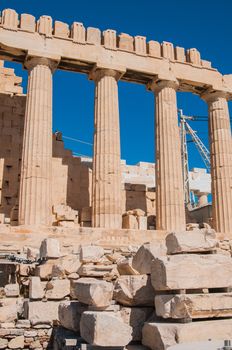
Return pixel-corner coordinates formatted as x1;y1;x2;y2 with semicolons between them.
46;279;70;299
151;254;232;291
16;320;31;329
52;254;81;277
114;275;155;306
166;230;217;254
132;242;166;274
122;214;138;229
117;258;139;275
4;283;19;297
40;238;60;259
29;276;45;299
78;264;118;279
35;259;58;280
0;338;8;349
27;247;39;261
120;307;154;341
142;319;232;350
70;278;113;307
80;311;132;346
8;336;24;349
80;245;104;263
24;300;60;325
59;300;87;332
0;305;17;323
155;292;232;319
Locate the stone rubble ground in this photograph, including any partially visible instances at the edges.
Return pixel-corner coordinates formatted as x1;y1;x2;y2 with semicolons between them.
0;233;232;350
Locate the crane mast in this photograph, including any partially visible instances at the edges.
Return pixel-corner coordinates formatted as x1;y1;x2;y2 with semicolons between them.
178;109;210;208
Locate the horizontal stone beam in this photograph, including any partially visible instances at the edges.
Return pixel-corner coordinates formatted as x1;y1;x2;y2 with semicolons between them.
155;292;232;319
0;8;231;95
166;230;217;254
151;254;232;291
142;319;232;350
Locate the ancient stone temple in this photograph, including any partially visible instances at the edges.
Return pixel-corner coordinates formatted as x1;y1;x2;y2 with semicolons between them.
0;8;231;350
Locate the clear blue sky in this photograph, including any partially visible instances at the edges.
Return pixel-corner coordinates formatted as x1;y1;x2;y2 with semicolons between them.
1;0;231;168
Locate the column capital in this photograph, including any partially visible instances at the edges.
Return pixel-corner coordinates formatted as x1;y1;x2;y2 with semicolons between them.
147;79;179;93
24;51;60;72
201;88;229;102
89;63;126;82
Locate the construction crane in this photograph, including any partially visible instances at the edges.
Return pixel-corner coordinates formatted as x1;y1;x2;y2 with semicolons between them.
178;109;211;208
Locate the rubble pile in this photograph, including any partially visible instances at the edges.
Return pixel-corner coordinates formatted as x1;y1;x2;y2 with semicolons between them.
0;230;231;350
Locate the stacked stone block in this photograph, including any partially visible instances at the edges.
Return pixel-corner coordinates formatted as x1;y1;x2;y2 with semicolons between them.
142;230;232;350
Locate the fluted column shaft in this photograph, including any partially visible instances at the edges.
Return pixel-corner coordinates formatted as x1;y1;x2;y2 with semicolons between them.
19;56;56;226
203;91;232;234
92;69;122;228
153;80;185;231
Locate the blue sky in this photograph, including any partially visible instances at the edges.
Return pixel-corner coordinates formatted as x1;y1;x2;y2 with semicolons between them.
1;0;231;168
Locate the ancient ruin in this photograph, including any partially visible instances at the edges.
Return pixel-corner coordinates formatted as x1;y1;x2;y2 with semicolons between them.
0;7;231;350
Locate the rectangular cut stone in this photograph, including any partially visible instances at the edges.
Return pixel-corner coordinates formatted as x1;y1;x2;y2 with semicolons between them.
187;48;201;65
87;27;101;45
103;30;116;49
132;242;167;274
119;33;134;52
59;300;87;332
162;41;174;60
2;9;18;30
24;300;60;325
122;214;138;229
155;293;232;319
46;279;70;299
80;311;132;347
71;22;85;43
175;47;186;62
142;319;232;350
54;21;69;38
148;41;161;57
151;254;232;291
70;278;113;307
20;14;35;32
40;238;60;259
114;275;155;306
120;307;153;341
134;36;146;55
29;276;45;299
37;15;52;37
137;216;147;230
166;230;217;254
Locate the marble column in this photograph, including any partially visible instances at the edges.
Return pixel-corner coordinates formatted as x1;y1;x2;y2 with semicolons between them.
151;80;186;231
202;90;232;234
91;68;122;228
18;55;58;226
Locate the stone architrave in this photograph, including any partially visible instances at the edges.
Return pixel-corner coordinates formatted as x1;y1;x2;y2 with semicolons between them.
91;66;125;229
18;53;60;226
151;254;232;291
150;80;185;231
202;90;232;235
